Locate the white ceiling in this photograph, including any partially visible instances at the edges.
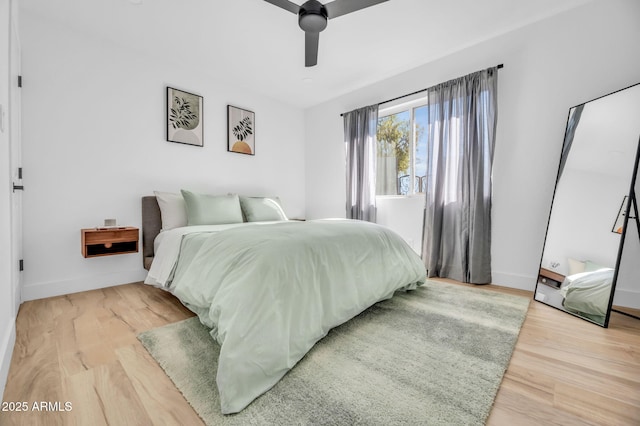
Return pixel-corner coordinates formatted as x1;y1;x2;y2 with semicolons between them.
20;0;594;109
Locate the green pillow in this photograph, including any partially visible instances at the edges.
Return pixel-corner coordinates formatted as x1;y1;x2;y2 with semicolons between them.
181;190;243;225
239;196;288;222
584;260;609;272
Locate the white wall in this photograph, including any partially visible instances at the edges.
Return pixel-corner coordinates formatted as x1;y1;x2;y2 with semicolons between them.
376;196;424;254
305;0;640;291
20;12;306;300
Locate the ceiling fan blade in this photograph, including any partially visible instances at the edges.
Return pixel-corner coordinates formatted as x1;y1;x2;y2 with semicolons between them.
324;0;388;19
263;0;300;14
305;32;319;67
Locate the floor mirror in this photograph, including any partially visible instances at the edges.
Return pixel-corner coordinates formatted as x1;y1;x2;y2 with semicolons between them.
535;82;640;327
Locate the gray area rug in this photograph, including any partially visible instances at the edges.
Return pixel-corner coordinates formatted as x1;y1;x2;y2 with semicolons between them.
138;280;529;425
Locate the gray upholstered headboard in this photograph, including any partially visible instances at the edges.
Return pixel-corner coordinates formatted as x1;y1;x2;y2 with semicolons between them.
141;196;161;270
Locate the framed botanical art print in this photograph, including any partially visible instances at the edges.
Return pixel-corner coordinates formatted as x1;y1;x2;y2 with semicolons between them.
167;87;203;147
227;105;255;155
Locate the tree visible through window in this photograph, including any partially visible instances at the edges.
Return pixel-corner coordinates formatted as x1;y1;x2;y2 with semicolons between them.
376;105;427;196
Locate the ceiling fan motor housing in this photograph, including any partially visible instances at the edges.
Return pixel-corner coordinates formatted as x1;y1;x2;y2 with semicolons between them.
265;0;388;66
299;0;328;32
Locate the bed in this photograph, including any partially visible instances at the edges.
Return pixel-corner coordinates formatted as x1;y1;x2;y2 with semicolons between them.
560;268;614;322
141;192;426;414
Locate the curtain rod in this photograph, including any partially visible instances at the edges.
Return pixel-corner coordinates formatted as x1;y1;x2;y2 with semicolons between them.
340;64;504;117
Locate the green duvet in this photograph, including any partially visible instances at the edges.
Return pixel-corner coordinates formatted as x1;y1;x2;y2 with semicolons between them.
561;268;614;322
167;219;426;414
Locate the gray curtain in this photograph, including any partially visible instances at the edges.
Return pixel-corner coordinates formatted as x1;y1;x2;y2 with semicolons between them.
558;104;584;179
376;155;398;196
344;104;379;222
422;67;498;284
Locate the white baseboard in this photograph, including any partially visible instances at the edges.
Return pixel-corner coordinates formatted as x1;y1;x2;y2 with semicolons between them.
491;271;537;292
21;269;148;301
0;318;16;402
613;288;640;310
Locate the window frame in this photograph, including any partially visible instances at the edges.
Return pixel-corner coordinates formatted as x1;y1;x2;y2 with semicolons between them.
376;97;428;198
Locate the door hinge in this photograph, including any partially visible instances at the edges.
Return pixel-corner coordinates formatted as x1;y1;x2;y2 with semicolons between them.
19;259;23;271
18;75;22;88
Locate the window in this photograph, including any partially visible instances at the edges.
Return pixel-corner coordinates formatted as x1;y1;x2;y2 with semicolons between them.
376;103;428;196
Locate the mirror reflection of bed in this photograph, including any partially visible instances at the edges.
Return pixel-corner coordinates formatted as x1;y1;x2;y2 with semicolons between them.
535;82;640;327
536;262;615;324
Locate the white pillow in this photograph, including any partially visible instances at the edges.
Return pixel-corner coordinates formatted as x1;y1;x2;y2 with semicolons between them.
154;191;187;231
567;258;586;276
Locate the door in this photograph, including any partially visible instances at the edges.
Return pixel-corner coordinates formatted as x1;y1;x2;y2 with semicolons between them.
9;3;22;315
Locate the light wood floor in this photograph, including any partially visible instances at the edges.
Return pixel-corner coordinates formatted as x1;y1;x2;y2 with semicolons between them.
1;280;639;425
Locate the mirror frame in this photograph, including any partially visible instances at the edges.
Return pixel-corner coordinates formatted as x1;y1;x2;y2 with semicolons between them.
536;83;640;327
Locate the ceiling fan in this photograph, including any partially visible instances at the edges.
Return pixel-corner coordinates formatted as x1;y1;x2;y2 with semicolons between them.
264;0;389;67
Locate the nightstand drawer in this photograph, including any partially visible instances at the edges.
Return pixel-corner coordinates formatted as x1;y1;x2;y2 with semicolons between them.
538;267;565;288
538;276;562;288
82;227;139;258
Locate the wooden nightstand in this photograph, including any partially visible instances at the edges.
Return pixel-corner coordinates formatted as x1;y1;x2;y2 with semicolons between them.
81;227;139;258
538;267;565;288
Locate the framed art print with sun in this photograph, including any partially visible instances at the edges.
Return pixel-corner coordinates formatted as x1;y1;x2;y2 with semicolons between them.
227;105;255;155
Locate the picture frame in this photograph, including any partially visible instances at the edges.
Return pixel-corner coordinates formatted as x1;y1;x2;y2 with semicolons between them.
227;105;255;155
612;195;634;234
167;87;203;147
